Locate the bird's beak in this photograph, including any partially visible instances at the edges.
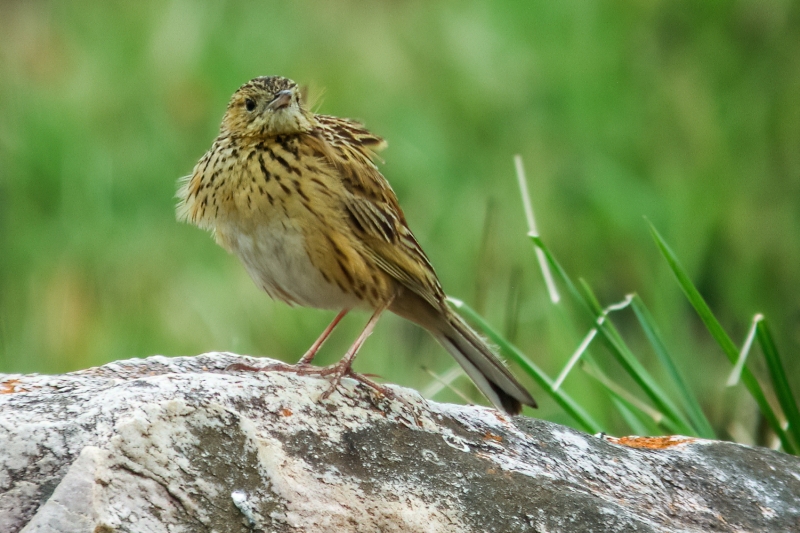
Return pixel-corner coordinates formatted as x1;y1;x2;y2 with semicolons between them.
267;90;293;111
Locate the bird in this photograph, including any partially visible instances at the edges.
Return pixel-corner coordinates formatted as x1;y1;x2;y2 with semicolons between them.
176;76;536;414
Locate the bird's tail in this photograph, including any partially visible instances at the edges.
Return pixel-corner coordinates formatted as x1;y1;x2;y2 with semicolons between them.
432;310;536;415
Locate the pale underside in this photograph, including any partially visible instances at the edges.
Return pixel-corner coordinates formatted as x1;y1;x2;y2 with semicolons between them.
214;217;365;310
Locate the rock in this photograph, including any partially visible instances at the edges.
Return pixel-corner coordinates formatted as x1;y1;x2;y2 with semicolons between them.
1;353;798;532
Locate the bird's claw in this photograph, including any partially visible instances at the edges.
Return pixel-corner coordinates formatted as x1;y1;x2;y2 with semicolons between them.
225;359;406;411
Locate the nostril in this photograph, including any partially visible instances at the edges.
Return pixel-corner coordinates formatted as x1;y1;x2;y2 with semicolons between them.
268;90;293;111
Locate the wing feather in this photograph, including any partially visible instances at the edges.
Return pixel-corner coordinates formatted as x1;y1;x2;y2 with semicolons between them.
308;115;445;309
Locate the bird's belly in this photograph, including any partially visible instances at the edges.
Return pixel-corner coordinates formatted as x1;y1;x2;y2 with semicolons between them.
216;219;362;310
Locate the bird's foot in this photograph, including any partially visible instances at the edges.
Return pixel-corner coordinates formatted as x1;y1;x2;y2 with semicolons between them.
227;359;420;423
225;359;362;391
317;360;363;400
317;362;406;408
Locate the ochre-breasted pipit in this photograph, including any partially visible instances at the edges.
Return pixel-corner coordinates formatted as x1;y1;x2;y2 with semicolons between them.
176;76;535;414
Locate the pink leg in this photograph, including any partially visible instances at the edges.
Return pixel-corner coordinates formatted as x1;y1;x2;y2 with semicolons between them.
319;299;391;400
228;298;401;405
229;309;349;372
297;309;349;366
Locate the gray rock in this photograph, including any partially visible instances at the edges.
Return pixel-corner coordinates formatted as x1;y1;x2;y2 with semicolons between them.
1;353;798;532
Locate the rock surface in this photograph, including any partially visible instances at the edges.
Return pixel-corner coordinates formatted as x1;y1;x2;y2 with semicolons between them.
1;353;799;533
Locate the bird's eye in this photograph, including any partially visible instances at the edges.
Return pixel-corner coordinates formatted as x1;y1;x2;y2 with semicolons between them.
245;98;256;112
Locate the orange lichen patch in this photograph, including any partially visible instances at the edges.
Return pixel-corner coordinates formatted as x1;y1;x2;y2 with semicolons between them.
280;408;293;417
608;435;696;450
491;411;509;424
1;379;21;394
483;432;503;443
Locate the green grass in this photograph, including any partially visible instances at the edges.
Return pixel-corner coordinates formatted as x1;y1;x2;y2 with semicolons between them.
1;2;799;446
649;223;798;452
450;156;798;453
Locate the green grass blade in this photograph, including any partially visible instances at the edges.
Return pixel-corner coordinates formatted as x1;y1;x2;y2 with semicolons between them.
756;320;800;450
528;236;593;316
515;155;561;304
448;297;603;434
631;295;716;439
582;361;681;435
648;221;796;453
527;235;697;435
577;281;696;436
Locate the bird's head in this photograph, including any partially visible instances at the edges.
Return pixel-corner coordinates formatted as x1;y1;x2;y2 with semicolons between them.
221;76;314;137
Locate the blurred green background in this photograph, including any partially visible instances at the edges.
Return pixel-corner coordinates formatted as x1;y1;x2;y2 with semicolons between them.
1;1;798;437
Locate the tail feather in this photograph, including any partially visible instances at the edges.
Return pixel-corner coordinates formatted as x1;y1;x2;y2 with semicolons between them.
389;291;536;414
434;313;536;414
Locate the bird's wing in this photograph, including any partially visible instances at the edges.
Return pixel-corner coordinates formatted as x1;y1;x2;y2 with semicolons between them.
309;114;446;309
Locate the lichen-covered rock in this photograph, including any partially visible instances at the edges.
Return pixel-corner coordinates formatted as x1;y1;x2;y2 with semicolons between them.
1;353;798;532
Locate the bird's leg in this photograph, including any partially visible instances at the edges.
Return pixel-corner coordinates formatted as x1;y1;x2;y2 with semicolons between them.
296;309;349;368
225;310;348;373
229;299;399;404
319;297;393;400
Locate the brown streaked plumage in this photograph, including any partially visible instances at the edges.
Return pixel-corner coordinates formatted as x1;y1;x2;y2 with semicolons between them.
176;76;536;414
